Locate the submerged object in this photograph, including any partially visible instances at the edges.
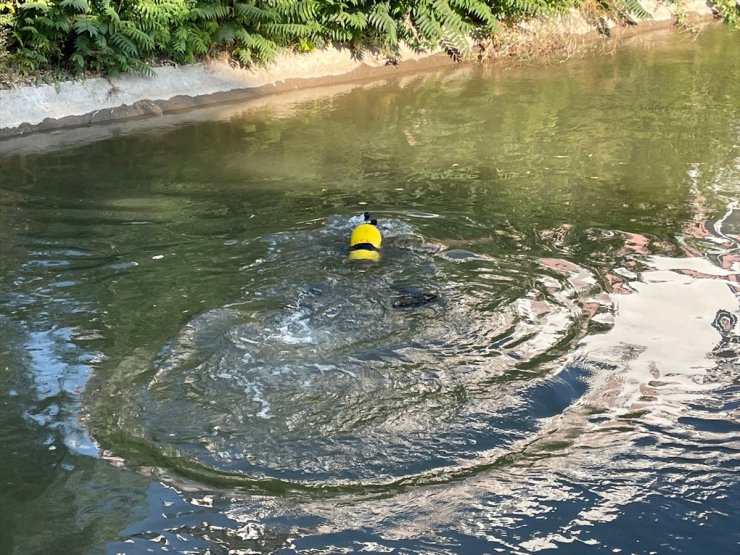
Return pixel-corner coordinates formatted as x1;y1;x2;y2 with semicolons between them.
392;286;438;309
349;212;382;261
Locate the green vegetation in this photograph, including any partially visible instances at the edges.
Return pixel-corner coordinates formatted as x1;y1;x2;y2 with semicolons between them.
0;0;733;84
712;0;739;26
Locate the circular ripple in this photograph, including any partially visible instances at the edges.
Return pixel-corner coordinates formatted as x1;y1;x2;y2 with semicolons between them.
102;215;599;488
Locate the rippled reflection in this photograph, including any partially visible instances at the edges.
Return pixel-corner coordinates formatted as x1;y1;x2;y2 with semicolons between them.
1;24;738;555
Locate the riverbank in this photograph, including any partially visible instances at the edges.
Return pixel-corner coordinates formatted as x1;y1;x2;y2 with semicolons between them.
0;0;718;138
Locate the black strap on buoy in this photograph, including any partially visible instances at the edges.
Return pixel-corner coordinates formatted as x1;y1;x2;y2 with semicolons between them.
350;242;378;252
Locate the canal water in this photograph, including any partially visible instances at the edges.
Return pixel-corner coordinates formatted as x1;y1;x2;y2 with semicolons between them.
1;24;738;555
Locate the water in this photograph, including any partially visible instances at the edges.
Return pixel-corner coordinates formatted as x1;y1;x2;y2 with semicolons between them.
1;24;738;555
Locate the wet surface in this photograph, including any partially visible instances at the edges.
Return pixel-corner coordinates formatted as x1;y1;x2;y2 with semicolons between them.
0;25;738;555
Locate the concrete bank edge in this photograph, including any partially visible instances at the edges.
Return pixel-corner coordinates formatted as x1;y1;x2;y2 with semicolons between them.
0;2;718;139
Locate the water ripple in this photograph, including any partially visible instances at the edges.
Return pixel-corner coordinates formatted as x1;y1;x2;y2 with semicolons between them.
91;215;597;490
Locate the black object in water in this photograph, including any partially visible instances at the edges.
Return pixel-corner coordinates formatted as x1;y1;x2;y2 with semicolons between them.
392;286;438;309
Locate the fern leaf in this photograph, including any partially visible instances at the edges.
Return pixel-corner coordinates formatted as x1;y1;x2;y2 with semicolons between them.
121;25;155;50
413;6;443;42
276;0;319;23
368;2;397;45
60;0;89;13
18;2;52;13
73;15;104;36
326;27;353;41
109;31;138;57
19;47;49;64
215;22;238;44
70;51;85;70
187;32;209;55
234;46;252;65
615;0;652;19
36;15;69;33
192;4;229;21
262;22;314;38
234;3;277;22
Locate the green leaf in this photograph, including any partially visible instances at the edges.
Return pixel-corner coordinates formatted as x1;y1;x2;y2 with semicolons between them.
192;4;229;21
215;21;238;44
73;16;104;37
60;0;90;13
368;2;397;45
110;31;138;56
18;2;52;13
70;51;85;69
234;3;278;22
615;0;652;20
121;25;155;50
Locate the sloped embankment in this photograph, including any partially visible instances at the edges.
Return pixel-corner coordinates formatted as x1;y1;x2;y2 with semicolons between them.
0;0;717;138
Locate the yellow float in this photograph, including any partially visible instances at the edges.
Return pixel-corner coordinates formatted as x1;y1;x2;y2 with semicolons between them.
348;212;382;261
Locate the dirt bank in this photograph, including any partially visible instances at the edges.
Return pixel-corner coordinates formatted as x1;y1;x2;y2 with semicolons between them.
0;1;717;139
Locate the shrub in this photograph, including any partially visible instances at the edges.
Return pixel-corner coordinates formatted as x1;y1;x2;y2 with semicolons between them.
0;0;700;80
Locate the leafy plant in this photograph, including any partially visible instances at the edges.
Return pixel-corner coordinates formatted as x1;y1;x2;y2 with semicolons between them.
0;0;730;81
711;0;739;27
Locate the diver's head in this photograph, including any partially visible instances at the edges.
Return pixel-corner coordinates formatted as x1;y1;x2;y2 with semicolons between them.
349;212;382;261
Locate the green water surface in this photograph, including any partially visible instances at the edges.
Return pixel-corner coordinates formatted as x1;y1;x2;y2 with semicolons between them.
0;24;738;555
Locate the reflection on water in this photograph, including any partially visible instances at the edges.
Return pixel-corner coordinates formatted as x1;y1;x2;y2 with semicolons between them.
0;24;738;555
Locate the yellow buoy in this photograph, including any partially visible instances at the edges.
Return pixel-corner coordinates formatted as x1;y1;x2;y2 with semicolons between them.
348;214;381;261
